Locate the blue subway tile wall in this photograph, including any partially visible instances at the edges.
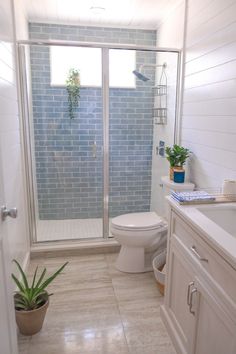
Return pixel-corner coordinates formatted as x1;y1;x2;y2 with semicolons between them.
29;23;156;220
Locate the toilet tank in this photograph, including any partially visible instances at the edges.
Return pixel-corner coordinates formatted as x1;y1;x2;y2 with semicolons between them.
161;176;195;219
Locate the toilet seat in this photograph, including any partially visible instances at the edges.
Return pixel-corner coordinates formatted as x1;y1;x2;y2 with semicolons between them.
111;212;166;232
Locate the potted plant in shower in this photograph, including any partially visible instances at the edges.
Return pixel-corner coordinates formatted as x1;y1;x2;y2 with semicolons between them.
12;259;68;336
66;68;80;119
165;144;191;181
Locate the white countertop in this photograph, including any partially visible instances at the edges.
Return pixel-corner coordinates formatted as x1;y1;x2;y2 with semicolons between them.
167;196;236;270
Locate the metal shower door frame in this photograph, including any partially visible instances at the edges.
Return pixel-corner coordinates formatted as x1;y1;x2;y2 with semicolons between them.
17;40;181;244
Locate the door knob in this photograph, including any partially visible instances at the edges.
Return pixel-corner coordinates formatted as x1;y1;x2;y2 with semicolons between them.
1;206;18;221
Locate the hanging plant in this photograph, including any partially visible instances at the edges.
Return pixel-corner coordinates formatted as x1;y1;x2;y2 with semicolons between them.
66;68;80;119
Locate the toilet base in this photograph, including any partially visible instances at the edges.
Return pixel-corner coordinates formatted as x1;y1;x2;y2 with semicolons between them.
116;245;154;273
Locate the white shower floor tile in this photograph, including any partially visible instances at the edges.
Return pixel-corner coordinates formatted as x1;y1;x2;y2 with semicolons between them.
36;218;111;241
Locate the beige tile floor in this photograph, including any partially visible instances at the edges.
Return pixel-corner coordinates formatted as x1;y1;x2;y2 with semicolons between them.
18;253;176;354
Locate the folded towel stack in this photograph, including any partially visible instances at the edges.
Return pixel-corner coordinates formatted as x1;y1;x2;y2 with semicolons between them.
171;190;216;203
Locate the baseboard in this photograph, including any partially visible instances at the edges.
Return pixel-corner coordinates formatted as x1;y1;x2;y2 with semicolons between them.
160;305;185;354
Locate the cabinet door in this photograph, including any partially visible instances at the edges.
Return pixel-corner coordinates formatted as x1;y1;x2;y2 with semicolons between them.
194;278;236;354
165;237;196;354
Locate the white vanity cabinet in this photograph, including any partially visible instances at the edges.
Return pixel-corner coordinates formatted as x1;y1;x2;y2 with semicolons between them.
161;208;236;354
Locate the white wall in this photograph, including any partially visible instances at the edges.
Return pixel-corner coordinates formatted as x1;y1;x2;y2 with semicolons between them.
151;1;185;215
155;0;236;193
0;0;29;268
182;0;236;189
13;0;28;40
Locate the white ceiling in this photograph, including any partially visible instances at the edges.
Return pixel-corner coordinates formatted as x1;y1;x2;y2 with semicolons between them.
22;0;181;30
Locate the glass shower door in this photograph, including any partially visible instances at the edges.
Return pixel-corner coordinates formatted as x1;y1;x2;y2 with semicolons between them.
108;49;155;232
24;44;104;241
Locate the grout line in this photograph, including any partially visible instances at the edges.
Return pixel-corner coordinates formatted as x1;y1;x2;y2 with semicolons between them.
104;255;131;352
186;0;236;41
184;77;236;91
182;126;236;136
184;58;236;78
184;95;236;104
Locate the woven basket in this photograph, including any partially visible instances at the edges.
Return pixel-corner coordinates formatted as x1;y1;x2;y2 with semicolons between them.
152;251;167;296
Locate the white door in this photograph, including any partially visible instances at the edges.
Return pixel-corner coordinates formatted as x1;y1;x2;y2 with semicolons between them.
0;165;18;354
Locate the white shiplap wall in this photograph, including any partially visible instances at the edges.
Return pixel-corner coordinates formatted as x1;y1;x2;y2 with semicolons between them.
0;0;29;267
151;1;185;215
182;0;236;189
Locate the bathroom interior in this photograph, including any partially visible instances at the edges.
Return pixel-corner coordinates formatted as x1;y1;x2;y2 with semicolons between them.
1;0;236;354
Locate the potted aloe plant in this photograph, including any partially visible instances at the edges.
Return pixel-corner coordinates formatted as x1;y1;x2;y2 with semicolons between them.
12;259;68;336
165;144;191;180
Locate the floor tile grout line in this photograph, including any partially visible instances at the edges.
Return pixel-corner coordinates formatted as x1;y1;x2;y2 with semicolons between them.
105;255;131;351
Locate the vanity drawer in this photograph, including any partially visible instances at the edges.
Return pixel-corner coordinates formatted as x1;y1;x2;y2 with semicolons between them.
171;211;236;306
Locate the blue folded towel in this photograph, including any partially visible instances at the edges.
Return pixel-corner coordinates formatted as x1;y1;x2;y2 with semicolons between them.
171;191;215;203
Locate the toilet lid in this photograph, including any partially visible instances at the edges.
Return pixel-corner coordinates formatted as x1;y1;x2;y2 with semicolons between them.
111;212;166;231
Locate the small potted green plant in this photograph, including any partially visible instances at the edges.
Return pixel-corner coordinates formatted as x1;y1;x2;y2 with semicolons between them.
12;259;68;336
165;144;191;180
66;68;80;119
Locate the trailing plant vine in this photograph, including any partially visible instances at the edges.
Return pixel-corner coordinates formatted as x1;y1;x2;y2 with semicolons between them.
66;68;80;119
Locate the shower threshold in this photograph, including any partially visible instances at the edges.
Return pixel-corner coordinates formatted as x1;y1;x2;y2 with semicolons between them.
36;218;112;242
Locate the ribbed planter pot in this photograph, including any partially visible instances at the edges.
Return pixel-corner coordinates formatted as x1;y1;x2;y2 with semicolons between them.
173;168;185;183
169;166;183;181
15;296;49;336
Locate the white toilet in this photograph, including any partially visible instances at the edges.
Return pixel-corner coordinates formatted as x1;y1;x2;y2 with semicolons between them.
111;177;195;273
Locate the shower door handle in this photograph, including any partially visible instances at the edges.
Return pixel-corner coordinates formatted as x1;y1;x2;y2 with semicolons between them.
92;141;97;159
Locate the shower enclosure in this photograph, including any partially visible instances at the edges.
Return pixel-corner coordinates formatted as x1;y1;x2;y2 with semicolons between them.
18;40;180;243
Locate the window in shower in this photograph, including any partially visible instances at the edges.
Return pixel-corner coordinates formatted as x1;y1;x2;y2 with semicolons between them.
50;46;102;86
50;46;136;88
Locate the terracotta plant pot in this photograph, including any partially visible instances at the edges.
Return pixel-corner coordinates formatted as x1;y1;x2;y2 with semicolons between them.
169;166;183;181
15;297;49;336
169;167;174;180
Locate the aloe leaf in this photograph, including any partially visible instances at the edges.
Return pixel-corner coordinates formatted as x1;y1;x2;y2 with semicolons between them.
15;299;28;308
17;291;30;301
31;266;38;289
11;274;25;293
29;266;38;300
34;262;68;296
31;290;46;302
15;303;28;310
12;259;29;292
35;268;46;289
35;296;47;306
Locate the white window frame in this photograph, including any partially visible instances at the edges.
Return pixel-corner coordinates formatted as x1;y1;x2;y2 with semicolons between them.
50;46;136;89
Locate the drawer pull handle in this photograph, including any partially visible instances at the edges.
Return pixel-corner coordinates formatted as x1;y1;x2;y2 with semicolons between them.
191;246;208;262
189;288;197;315
187;281;194;306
